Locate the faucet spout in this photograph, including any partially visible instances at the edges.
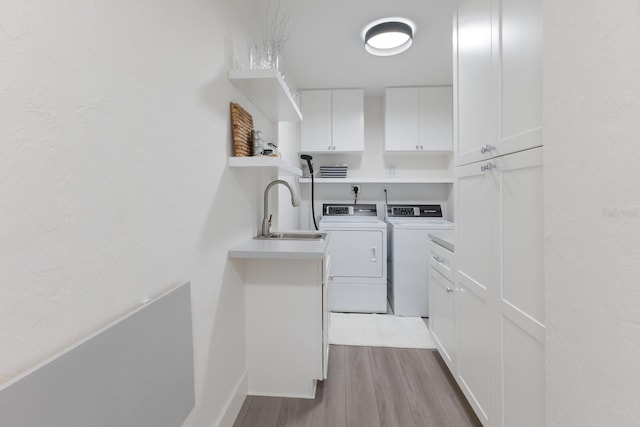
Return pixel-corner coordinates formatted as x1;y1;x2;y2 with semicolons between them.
262;179;300;236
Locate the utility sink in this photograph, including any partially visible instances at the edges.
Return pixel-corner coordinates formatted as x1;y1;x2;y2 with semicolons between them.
255;231;327;241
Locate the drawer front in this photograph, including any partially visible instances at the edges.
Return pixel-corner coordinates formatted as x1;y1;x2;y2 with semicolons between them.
429;241;455;282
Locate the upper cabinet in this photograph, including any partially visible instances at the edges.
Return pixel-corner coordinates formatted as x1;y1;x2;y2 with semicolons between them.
300;89;364;153
385;87;453;152
454;0;542;166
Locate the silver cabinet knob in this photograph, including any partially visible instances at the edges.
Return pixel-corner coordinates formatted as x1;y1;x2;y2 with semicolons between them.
420;145;424;150
480;162;496;172
480;144;496;154
416;145;419;150
446;287;455;293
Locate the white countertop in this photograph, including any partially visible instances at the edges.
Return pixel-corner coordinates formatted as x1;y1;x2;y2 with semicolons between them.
228;233;329;260
428;230;455;252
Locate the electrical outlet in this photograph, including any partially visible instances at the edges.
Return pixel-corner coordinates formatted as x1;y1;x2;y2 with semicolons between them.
386;163;398;177
351;185;361;194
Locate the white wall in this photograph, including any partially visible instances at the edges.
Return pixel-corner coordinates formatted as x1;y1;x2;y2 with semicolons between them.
0;1;270;425
544;1;640;425
276;121;301;231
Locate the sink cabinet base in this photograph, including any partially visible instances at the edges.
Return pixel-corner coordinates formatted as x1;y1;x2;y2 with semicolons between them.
243;258;327;399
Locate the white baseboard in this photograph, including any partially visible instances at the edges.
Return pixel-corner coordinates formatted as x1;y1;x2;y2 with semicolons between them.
215;370;248;427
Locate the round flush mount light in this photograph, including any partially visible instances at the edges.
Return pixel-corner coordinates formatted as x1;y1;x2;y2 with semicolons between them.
363;17;415;56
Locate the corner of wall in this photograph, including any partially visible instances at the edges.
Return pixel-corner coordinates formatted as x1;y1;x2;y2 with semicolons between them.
215;370;248;427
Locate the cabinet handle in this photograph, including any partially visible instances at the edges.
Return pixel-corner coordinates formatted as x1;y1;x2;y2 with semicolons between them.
446;287;455;293
420;145;424;150
480;162;496;172
371;247;377;262
332;146;336;151
480;144;496;154
327;146;331;151
416;145;419;150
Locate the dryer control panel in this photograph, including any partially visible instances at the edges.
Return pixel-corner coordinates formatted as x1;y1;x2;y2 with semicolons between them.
323;203;377;217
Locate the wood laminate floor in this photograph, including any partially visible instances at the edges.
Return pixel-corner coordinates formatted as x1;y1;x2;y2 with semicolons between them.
233;345;481;427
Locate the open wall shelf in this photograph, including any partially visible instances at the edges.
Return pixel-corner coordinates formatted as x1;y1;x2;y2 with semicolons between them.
298;177;454;184
228;156;302;176
229;69;302;122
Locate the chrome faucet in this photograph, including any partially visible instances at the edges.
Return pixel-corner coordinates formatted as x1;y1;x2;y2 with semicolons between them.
262;179;300;236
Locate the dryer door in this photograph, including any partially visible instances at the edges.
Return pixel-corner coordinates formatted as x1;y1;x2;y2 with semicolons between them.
327;230;383;278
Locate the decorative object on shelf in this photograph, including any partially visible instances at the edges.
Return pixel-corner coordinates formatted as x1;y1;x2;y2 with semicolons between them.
265;142;279;157
319;165;348;178
251;0;291;71
230;102;254;157
251;129;265;155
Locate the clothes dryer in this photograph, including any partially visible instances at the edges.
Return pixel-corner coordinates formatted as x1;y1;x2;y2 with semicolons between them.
319;204;387;313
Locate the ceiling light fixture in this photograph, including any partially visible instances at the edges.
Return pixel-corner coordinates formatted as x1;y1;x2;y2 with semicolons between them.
363;18;415;56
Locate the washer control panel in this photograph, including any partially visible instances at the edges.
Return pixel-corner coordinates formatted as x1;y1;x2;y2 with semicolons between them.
386;204;443;218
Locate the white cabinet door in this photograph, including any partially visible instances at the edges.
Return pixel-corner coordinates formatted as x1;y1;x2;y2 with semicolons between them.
456;278;494;425
454;0;541;167
429;267;456;372
454;147;543;427
386;87;453;152
455;159;498;426
420;86;453;151
300;89;364;153
496;147;544;427
499;0;542;154
455;0;497;165
327;230;384;278
300;90;332;152
332;89;364;152
244;259;324;398
322;255;330;380
385;87;420;151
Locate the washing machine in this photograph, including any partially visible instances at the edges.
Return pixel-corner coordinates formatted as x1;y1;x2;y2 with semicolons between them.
385;204;453;317
319;204;387;313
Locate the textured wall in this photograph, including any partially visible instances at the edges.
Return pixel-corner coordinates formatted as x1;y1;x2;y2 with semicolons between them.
544;1;640;425
0;0;270;425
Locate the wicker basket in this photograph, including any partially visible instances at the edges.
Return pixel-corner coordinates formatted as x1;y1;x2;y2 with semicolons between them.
230;102;254;157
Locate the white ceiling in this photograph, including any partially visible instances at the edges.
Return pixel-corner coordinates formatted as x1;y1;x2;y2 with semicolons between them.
250;0;455;95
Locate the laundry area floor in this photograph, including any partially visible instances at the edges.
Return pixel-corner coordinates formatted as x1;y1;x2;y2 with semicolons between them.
328;313;436;349
233;345;480;427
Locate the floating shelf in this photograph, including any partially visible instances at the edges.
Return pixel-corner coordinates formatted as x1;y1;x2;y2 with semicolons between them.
229;69;302;122
298;177;454;184
229;156;302;176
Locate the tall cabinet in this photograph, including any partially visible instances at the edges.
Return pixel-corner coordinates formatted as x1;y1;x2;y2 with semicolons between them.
450;0;543;425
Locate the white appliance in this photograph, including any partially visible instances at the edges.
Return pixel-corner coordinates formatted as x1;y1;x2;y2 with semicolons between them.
319;204;387;313
386;204;453;317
